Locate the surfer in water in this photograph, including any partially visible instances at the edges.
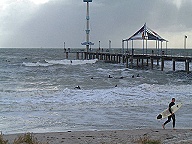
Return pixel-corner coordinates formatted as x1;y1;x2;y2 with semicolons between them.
74;86;81;89
162;98;176;129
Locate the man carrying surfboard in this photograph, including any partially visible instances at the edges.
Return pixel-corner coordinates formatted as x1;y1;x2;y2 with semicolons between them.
162;98;176;129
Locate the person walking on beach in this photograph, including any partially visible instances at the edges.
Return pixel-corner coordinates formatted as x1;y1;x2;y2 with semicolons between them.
162;98;176;129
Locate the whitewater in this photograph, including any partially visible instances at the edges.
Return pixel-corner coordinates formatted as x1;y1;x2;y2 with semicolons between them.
0;48;192;134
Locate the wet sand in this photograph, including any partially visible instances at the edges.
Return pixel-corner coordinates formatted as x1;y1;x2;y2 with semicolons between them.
3;129;192;144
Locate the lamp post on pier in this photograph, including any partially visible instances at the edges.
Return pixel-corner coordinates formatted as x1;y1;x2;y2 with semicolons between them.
109;40;111;52
184;35;187;56
63;42;66;52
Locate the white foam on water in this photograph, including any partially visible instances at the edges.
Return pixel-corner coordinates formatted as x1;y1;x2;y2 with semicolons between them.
22;59;98;67
1;82;191;112
1;82;192;134
45;59;98;66
22;62;53;67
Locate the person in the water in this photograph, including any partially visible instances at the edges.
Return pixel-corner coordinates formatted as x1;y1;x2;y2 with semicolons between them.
74;86;81;89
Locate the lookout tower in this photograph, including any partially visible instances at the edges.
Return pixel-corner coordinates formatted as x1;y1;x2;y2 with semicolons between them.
81;0;94;52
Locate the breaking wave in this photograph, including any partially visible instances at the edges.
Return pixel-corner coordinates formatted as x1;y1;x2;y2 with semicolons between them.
22;59;98;67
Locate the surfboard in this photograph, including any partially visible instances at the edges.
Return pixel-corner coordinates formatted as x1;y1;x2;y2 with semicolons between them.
156;103;182;120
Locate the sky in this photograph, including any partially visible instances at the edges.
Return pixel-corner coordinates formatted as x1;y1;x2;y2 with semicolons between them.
0;0;192;49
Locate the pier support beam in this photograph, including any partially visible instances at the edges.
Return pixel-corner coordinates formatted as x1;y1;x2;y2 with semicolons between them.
161;58;164;71
141;59;144;67
151;58;153;69
117;55;119;63
146;59;149;66
81;52;84;59
172;59;175;71
101;54;103;60
185;60;190;74
66;52;69;59
108;54;110;61
84;52;87;59
76;52;79;59
126;56;129;68
130;57;133;68
114;55;116;62
137;59;139;67
96;52;99;59
157;59;159;66
123;55;126;63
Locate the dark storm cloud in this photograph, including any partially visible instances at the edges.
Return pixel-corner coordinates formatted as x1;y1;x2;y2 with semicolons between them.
178;1;192;30
1;0;192;48
5;1;85;48
91;0;192;47
90;0;177;47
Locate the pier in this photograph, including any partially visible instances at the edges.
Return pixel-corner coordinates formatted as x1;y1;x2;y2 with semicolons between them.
64;51;192;73
75;3;191;73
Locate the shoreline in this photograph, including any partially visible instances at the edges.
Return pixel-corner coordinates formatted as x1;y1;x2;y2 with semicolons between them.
3;129;192;144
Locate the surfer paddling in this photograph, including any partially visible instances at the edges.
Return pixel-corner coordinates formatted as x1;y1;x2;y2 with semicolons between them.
162;98;176;129
74;86;81;89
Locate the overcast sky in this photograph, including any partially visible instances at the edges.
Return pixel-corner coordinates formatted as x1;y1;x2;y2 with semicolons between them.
0;0;192;48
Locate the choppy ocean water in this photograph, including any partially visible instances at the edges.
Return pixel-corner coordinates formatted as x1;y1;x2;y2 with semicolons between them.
0;48;192;134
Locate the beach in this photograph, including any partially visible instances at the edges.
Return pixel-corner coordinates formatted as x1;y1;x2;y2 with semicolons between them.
3;129;192;144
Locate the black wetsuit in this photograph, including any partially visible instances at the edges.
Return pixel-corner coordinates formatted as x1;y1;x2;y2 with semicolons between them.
164;101;175;128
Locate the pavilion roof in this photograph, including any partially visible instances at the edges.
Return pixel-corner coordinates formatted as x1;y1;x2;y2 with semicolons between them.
126;23;168;42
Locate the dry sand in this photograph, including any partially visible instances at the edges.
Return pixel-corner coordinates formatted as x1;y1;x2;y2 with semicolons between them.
3;129;192;144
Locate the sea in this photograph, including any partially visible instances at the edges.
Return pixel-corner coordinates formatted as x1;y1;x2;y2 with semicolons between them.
0;48;192;134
